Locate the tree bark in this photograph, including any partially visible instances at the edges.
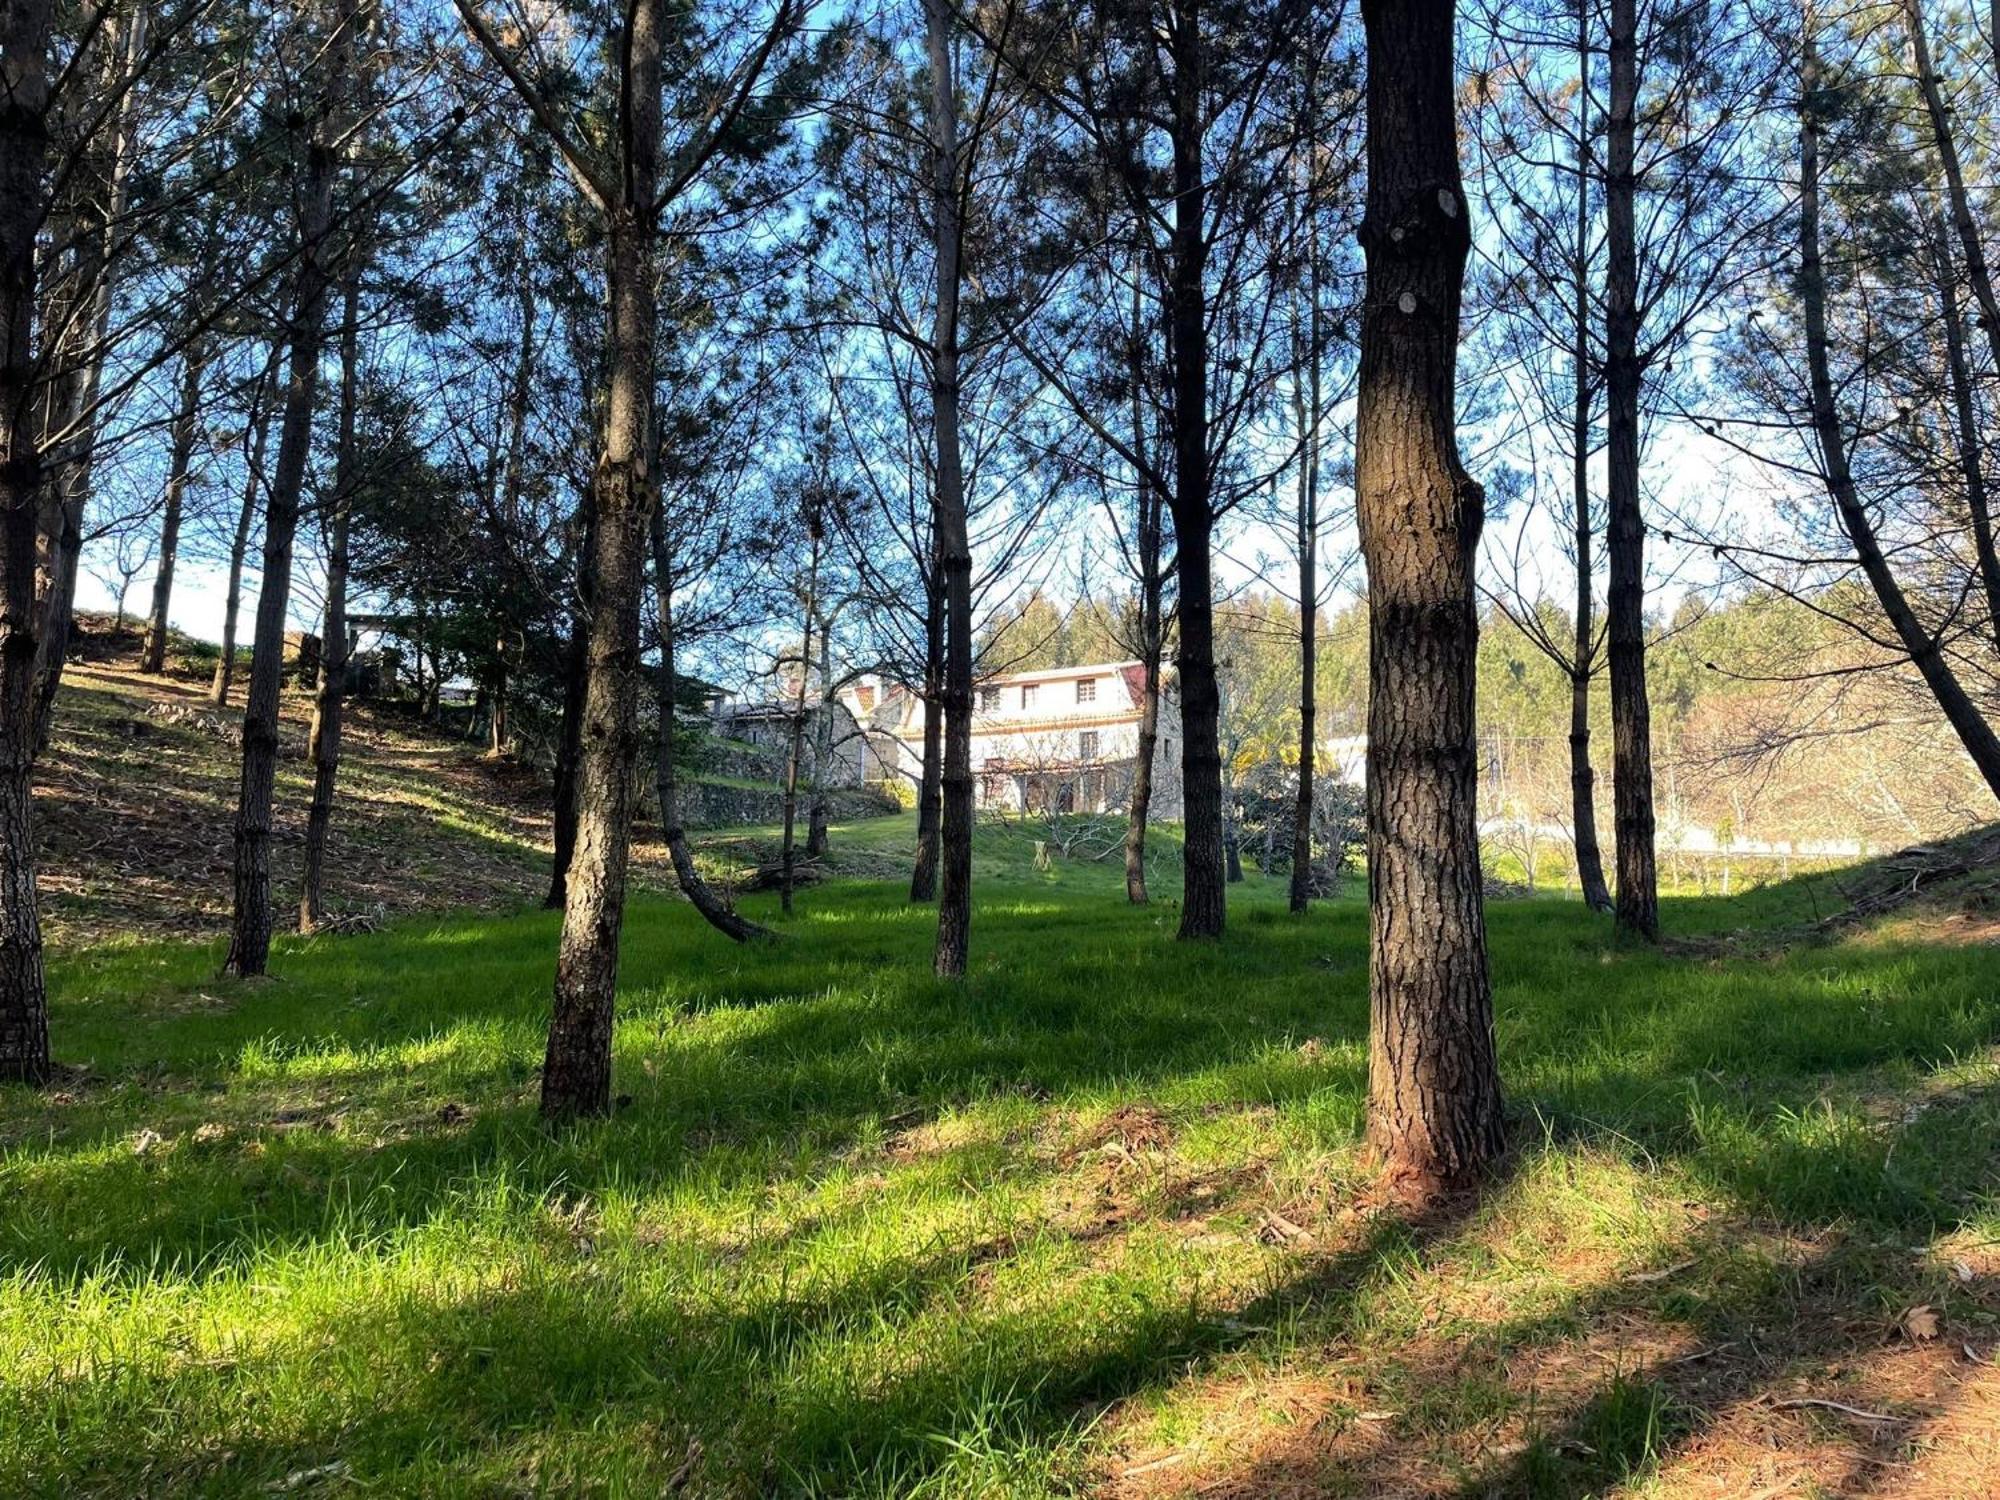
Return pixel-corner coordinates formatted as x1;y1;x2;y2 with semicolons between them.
1169;0;1225;941
1569;13;1614;913
223;0;355;978
909;571;943;902
806;611;832;859
1356;0;1506;1196
929;0;974;978
1123;242;1162;908
779;521;819;916
1797;74;2000;803
212;348;279;708
650;511;774;942
1929;213;2000;657
141;345;208;673
1605;0;1658;940
299;275;361;934
0;0;58;1084
539;0;667;1118
1289;268;1320;914
32;4;146;747
545;490;594;910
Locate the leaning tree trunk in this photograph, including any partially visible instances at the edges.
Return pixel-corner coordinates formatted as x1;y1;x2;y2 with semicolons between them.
1168;0;1225;940
0;0;58;1084
223;1;353;978
909;574;943;902
212;348;279;708
651;514;774;942
299;275;361;934
141;345;207;674
929;0;975;978
1605;0;1658;940
1355;0;1506;1196
1569;48;1614;913
1798;75;2000;802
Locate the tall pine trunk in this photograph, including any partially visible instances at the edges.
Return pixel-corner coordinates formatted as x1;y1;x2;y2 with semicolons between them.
1797;65;2000;803
1169;0;1225;940
1569;10;1614;912
545;490;594;910
1123;255;1164;909
299;275;361;933
929;0;975;978
224;0;354;978
213;348;279;708
779;523;819;916
0;0;58;1084
538;14;666;1120
141;345;207;673
806;617;832;859
1356;0;1505;1195
1605;0;1658;939
909;572;943;902
33;4;145;746
1289;278;1320;915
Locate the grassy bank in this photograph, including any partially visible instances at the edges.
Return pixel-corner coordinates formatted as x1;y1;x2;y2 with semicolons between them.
3;818;1997;1496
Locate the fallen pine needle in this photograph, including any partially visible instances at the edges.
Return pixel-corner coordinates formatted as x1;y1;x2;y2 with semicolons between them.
1770;1397;1905;1423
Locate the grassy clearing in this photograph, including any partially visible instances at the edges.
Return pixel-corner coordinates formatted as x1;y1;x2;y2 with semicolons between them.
3;815;1998;1497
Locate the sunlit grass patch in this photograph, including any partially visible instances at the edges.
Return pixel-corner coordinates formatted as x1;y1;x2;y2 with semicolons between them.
4;833;1999;1495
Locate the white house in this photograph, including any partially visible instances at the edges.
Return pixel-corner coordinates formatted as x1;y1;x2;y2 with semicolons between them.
842;660;1185;816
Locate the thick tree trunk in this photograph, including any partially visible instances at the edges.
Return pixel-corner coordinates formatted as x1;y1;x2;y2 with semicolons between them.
929;0;975;978
1605;0;1658;940
1930;213;2000;657
539;74;665;1128
299;276;360;934
0;0;58;1084
213;351;278;708
141;346;207;674
1169;0;1225;940
223;2;353;978
1356;0;1506;1196
909;577;943;902
1569;55;1614;913
1798;81;2000;803
651;516;774;943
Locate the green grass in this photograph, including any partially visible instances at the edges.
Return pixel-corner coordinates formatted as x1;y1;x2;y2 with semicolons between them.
4;817;1998;1497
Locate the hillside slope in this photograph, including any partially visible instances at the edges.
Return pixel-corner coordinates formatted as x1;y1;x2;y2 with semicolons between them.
37;623;565;945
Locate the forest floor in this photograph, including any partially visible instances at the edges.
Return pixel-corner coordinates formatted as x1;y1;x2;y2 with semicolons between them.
5;794;1999;1498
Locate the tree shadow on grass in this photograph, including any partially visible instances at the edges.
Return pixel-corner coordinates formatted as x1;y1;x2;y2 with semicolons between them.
8;880;2000;1493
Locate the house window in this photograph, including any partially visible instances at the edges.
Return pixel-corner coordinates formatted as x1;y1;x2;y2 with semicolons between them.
1021;683;1038;711
1075;677;1096;704
1079;730;1100;761
979;685;1000;712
